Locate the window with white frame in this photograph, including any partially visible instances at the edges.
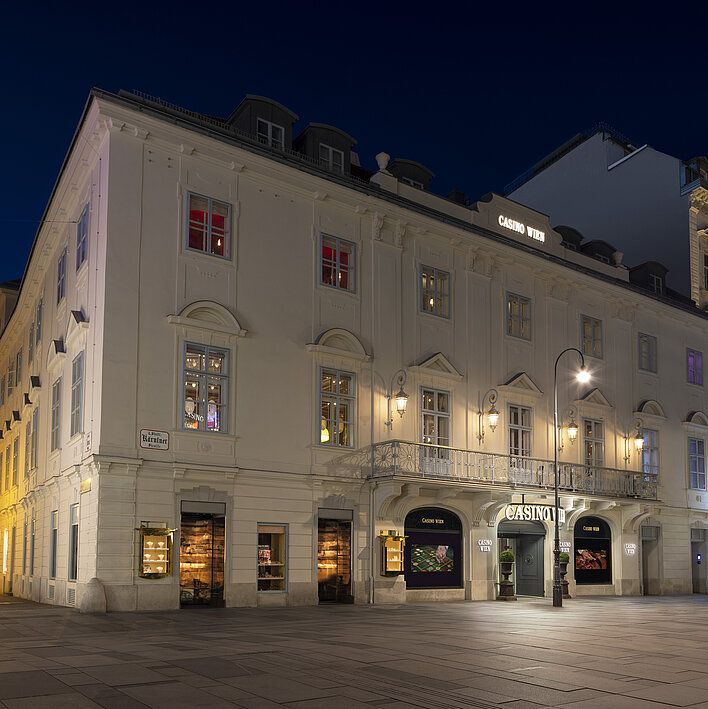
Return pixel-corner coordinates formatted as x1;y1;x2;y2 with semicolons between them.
508;404;532;457
401;176;424;189
0;375;4;405
183;344;228;432
76;204;88;270
36;299;42;346
689;437;706;490
51;379;61;451
583;418;604;467
638;333;657;373
581;316;603;358
31;407;38;470
15;348;22;390
49;510;58;579
4;446;9;489
8;358;15;393
28;323;34;365
29;515;35;576
0;451;3;494
186;192;230;259
507;293;531;340
319;143;344;172
71;352;84;437
22;520;27;574
687;348;703;385
12;438;18;486
256;118;285;149
319;368;355;447
421;388;450;457
57;249;66;303
420;266;450;318
642;428;659;480
649;273;663;294
24;422;30;477
320;234;355;292
68;503;79;582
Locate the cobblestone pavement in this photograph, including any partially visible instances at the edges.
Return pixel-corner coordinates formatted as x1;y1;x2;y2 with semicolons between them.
2;594;708;708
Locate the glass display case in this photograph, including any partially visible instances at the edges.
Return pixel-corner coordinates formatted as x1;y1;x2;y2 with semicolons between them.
179;511;225;606
317;519;352;602
380;530;405;576
137;523;174;578
257;524;287;591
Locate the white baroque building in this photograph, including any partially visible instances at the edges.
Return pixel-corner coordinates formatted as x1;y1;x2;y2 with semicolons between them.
1;90;708;611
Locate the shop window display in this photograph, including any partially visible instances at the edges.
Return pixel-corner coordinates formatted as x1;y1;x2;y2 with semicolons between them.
179;512;225;606
258;524;287;591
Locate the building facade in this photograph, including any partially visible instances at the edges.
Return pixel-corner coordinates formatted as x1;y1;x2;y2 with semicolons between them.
1;91;708;611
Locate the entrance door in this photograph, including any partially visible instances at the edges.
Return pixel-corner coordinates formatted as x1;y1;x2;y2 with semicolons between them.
180;511;225;607
318;519;352;603
516;535;544;596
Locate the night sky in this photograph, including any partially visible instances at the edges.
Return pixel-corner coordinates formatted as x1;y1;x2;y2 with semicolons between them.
3;4;706;284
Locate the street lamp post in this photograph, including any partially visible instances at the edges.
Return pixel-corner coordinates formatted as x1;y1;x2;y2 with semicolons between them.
553;347;589;608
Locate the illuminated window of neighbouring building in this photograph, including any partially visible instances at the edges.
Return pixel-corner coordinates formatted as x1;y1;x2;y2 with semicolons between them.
319;368;354;448
420;266;450;318
507;293;531;340
183;343;228;433
186;193;230;259
581;316;603;358
688;349;703;386
689;437;706;490
320;235;355;292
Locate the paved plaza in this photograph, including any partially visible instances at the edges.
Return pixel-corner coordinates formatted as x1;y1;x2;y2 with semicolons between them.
1;595;708;708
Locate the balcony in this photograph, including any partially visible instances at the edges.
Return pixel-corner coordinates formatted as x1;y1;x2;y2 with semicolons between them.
680;158;708;196
371;440;658;501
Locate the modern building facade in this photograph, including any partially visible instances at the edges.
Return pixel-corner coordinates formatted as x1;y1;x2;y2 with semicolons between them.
1;91;708;611
506;124;708;304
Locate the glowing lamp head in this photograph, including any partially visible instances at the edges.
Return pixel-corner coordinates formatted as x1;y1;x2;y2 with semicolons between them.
320;421;330;443
633;431;645;452
567;420;579;443
395;387;409;417
576;367;591;384
487;405;499;432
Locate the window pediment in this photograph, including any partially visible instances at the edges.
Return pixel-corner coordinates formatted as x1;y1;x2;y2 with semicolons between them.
407;352;462;381
46;339;67;373
66;310;89;349
306;328;371;362
498;371;543;397
635;399;666;420
168;301;247;342
576;388;613;408
685;411;708;428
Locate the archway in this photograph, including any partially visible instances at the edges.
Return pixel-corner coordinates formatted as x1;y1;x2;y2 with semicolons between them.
497;518;546;596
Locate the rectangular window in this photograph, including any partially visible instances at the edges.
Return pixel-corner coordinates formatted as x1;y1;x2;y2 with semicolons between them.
22;520;27;574
581;316;603;358
49;510;58;579
31;407;39;470
57;249;66;303
4;446;9;490
76;205;89;270
507;293;531;340
0;375;4;406
320;368;355;447
320;234;355;292
508;404;532;457
8;358;15;392
319;143;344;172
0;451;3;494
24;422;30;478
68;503;79;581
420;266;450;318
584;418;604;467
186;193;230;259
15;348;22;391
689;437;706;490
29;516;35;576
642;428;659;480
183;344;228;432
688;349;703;385
421;388;450;458
257;524;287;592
401;176;424;189
649;273;663;294
36;300;43;346
12;438;18;486
51;379;61;451
28;323;34;364
704;254;708;291
638;333;657;373
256;118;285;149
71;352;84;437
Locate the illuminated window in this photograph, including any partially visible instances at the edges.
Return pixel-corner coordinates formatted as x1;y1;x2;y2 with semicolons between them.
583;418;604;467
71;352;84;437
688;349;703;385
642;429;659;480
57;249;66;303
319;368;354;447
420;266;450;318
689;437;705;490
258;524;287;592
76;204;89;270
256;119;284;149
581;316;603;358
507;293;531;340
319;144;344;172
183;343;228;433
320;235;355;292
421;388;450;458
508;404;532;457
638;333;657;373
186;193;230;259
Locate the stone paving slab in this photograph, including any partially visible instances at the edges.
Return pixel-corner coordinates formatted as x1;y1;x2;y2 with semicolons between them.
4;594;708;706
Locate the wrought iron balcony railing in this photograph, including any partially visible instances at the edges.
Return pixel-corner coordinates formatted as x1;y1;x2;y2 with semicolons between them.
371;440;658;500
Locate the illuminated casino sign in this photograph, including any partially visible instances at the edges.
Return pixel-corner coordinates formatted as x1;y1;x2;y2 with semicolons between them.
498;215;545;243
504;504;565;523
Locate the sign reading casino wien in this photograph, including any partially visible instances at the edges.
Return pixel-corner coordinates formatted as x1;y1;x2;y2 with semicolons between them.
498;215;545;243
504;504;565;523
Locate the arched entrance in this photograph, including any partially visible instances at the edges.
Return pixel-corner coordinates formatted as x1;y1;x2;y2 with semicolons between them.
574;516;612;585
498;519;546;596
404;508;462;589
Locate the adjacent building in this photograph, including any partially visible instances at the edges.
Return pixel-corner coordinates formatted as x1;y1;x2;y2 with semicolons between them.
1;91;707;611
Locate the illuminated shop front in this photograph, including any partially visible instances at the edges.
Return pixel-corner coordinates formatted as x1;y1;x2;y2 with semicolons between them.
574;516;612;586
404;508;462;589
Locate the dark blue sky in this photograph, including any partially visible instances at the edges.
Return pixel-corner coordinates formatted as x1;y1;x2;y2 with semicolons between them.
2;4;706;284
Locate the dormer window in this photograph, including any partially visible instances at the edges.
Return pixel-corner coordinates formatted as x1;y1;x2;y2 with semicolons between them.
649;273;663;294
595;254;610;264
401;176;424;189
257;119;284;149
319;144;344;173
